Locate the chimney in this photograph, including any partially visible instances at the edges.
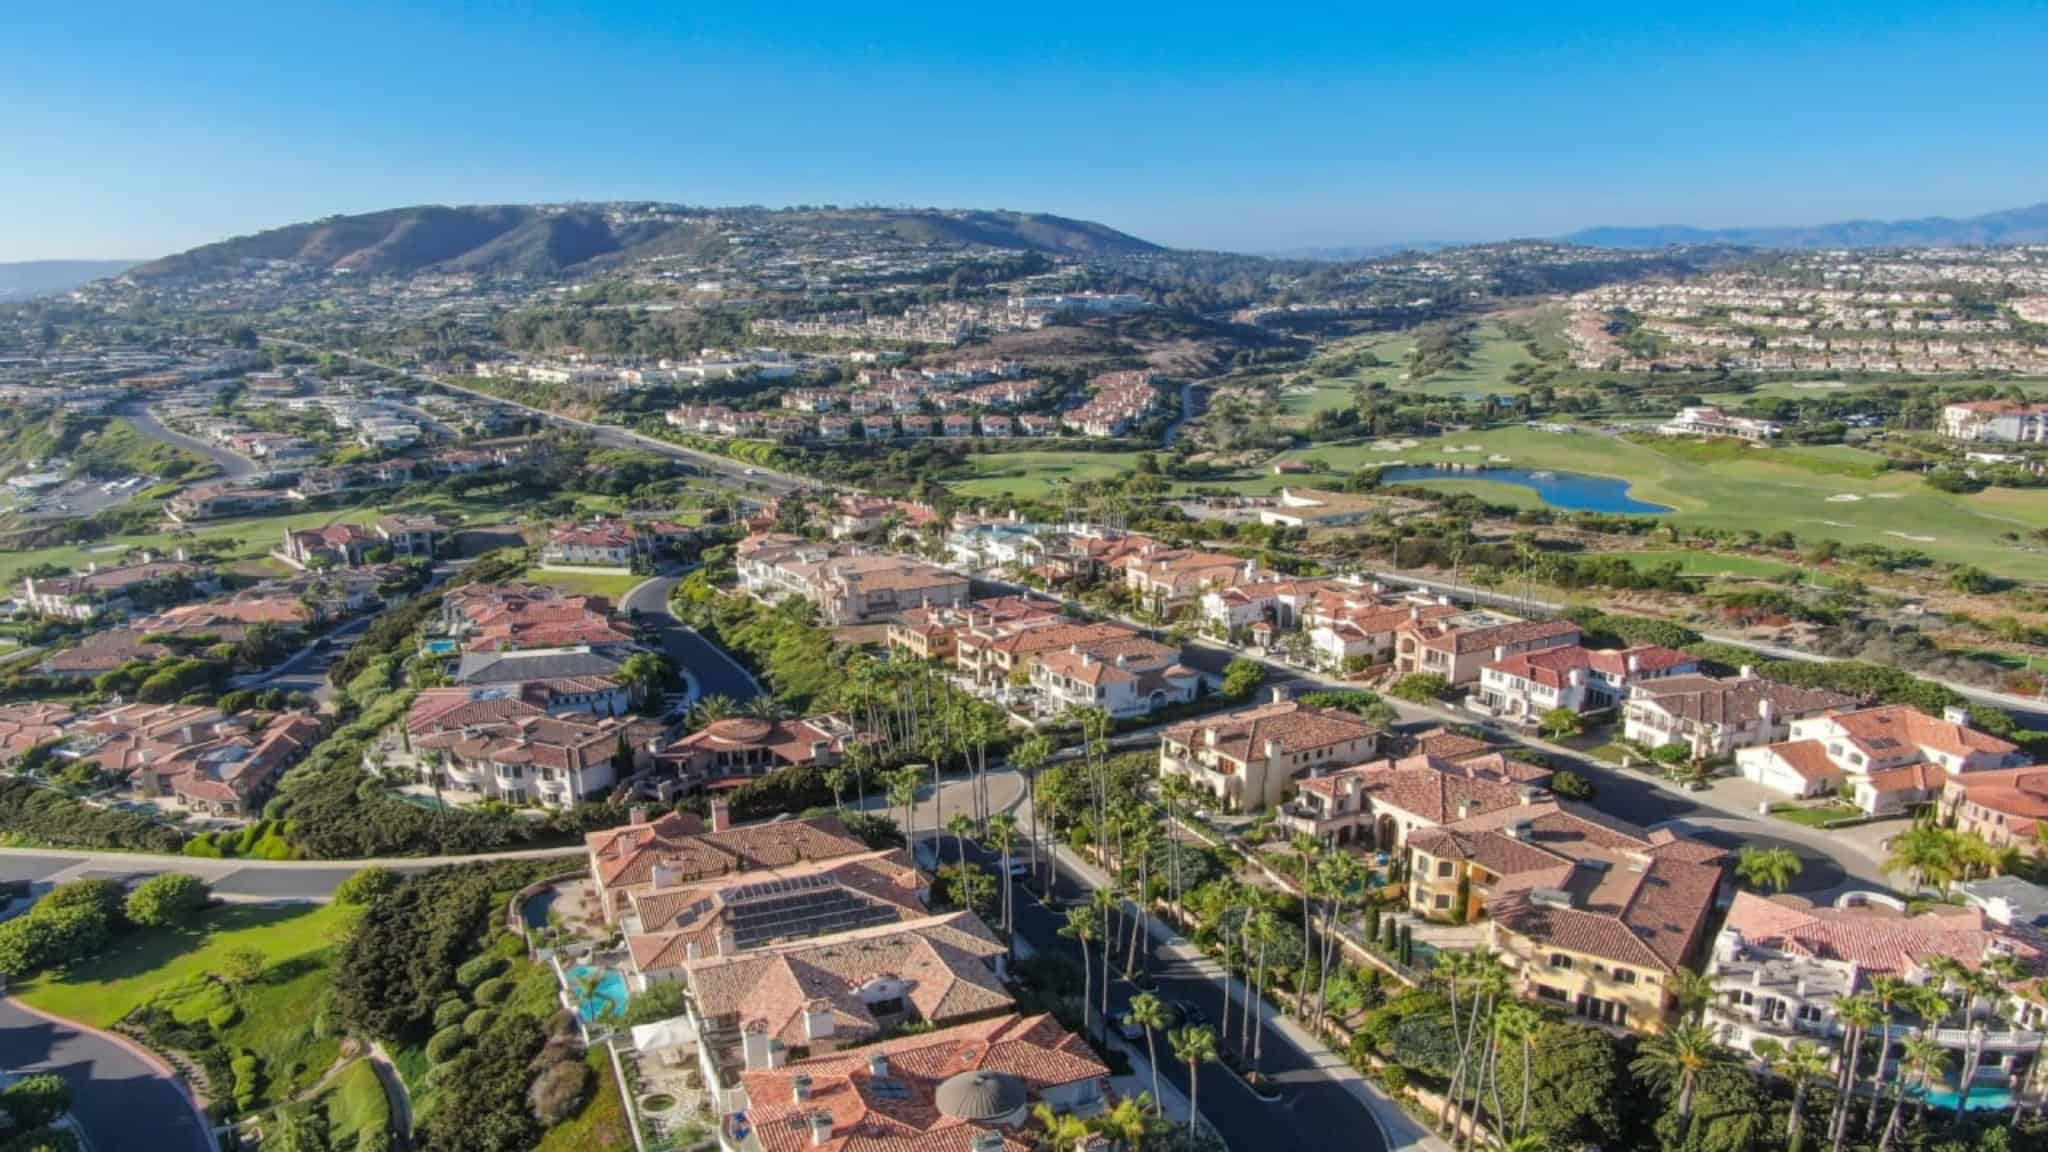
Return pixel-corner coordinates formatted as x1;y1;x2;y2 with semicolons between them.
868;1053;890;1080
809;1112;834;1147
630;804;650;826
742;1024;786;1070
710;798;731;832
87;561;97;574
717;930;737;957
1493;645;1509;663
1758;696;1776;723
1269;684;1289;706
1738;664;1756;680
685;940;701;961
1944;705;1972;729
1626;652;1642;675
1459;800;1475;819
1409;605;1421;621
803;1002;836;1041
1264;738;1284;761
792;1074;814;1103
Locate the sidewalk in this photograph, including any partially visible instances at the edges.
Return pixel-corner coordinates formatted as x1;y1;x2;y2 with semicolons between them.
1044;817;1451;1152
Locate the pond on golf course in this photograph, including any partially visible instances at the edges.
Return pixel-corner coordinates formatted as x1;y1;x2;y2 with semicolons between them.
1376;465;1673;515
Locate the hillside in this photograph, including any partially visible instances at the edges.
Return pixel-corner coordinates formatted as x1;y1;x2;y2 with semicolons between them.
129;203;1162;282
1567;200;2048;249
0;259;138;299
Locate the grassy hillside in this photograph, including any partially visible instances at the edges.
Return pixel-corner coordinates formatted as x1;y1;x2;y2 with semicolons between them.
131;203;1162;282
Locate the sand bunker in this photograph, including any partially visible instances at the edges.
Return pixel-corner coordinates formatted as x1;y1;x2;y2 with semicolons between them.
1867;493;1902;500
1885;531;1937;543
1826;494;1862;503
1791;381;1848;390
1487;454;1513;463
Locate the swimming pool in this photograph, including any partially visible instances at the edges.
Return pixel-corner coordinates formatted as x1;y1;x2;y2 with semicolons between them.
1920;1085;2014;1112
569;964;630;1024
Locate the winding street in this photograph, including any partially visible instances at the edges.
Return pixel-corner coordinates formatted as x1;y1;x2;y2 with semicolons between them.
0;996;214;1152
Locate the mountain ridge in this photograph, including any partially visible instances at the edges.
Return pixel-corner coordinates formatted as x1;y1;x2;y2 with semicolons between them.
1565;200;2048;249
129;203;1164;282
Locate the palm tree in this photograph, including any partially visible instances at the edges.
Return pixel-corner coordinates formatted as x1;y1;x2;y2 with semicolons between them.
1097;1094;1155;1152
823;763;852;814
1494;1001;1543;1139
742;694;788;722
1063;905;1098;1041
1755;1037;1830;1152
1864;975;1912;1133
1032;1100;1094;1149
1171;1025;1219;1133
1951;966;2007;1120
690;693;736;726
988;813;1019;948
1011;733;1054;889
1288;833;1322;983
1090;887;1117;1026
1885;823;1961;891
947;813;974;870
1124;992;1171;1111
1632;1020;1725;1143
1736;846;1804;893
1895;1034;1952;1139
1831;993;1884;1152
888;765;921;852
1668;967;1720;1023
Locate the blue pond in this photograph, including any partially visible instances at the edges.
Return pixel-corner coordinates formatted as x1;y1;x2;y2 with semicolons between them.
569;964;630;1024
1377;465;1673;515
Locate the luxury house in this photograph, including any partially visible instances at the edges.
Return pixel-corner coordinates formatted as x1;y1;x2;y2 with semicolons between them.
585;807;873;923
405;693;666;808
1476;644;1698;722
1735;704;2026;815
1394;613;1582;685
1277;751;1555;851
659;715;861;788
1159;699;1385;813
1622;672;1857;761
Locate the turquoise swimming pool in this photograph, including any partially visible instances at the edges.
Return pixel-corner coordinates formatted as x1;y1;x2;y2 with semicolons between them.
1921;1085;2014;1112
569;964;630;1024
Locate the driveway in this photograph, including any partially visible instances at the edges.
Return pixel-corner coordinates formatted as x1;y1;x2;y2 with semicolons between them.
0;997;212;1152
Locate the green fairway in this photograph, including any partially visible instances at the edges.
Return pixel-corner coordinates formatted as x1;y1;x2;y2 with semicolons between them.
1611;549;1804;579
1297;322;1543;401
1266;426;2048;579
17;902;355;1028
945;450;1148;499
521;565;646;600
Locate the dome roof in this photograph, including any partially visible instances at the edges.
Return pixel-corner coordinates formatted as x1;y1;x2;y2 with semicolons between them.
933;1071;1026;1122
705;717;773;743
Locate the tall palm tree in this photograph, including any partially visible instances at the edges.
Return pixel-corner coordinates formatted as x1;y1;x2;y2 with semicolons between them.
823;763;852;815
1171;1025;1219;1134
888;765;921;852
1124;992;1171;1111
1632;1020;1725;1143
690;693;736;726
988;813;1019;948
1011;734;1053;889
1951;966;2007;1120
1494;1001;1543;1140
1831;993;1884;1152
1895;1034;1953;1139
1756;1037;1830;1152
1090;887;1117;1026
1288;833;1322;990
1864;975;1913;1132
1063;905;1098;1041
946;812;974;870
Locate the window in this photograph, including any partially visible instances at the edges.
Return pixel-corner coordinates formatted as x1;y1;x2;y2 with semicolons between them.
1548;953;1574;971
1437;860;1454;878
1611;968;1638;985
1434;894;1451;910
1536;985;1568;1003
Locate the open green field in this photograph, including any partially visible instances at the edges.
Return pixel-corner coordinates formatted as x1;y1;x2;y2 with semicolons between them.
945;450;1148;499
1611;549;1804;580
1265;426;2048;579
1702;376;2048;405
1292;321;1543;405
17;902;354;1028
321;1060;393;1147
0;489;519;584
521;565;646;600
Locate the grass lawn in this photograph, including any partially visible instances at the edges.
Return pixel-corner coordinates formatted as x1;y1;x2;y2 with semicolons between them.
533;1050;635;1152
1270;425;2048;580
522;565;647;601
321;1060;392;1147
1612;549;1804;580
1295;322;1542;402
944;450;1148;499
16;902;354;1029
1769;801;1863;828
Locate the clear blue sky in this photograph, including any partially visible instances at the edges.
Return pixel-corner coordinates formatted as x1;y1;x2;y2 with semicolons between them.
5;1;2046;260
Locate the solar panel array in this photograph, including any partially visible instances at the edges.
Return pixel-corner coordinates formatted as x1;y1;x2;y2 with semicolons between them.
724;873;902;949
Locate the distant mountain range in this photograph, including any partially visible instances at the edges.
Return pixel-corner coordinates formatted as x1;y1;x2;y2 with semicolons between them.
1565;200;2048;250
129;203;1162;283
0;259;138;300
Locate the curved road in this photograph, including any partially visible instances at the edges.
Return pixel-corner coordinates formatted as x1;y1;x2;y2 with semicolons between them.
120;400;255;480
623;576;763;704
0;997;213;1152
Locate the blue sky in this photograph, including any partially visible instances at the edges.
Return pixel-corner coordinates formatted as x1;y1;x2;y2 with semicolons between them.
5;1;2046;260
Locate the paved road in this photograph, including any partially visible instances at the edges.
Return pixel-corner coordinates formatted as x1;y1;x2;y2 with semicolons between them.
120;399;256;480
259;338;811;497
0;997;212;1152
623;575;763;703
961;832;1400;1152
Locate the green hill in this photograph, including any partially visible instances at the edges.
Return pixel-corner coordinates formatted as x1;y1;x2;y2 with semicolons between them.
129;202;1162;283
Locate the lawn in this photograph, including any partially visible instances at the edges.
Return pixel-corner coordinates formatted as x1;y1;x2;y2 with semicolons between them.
1269;425;2048;580
1609;549;1803;580
321;1059;393;1148
944;450;1148;499
1293;322;1542;402
522;565;648;600
1769;801;1863;828
16;902;354;1029
532;1050;634;1152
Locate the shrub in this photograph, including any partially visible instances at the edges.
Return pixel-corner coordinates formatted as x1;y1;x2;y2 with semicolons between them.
462;1008;497;1037
124;873;212;929
527;1057;591;1126
426;1025;469;1064
1549;769;1595;801
0;1073;71;1130
455;955;505;989
472;976;512;1006
433;997;472;1031
207;1004;241;1030
1389;673;1449;703
333;866;399;907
